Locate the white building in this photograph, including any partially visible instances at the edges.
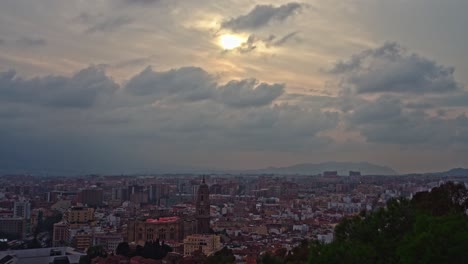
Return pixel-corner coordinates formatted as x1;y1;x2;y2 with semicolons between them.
13;201;31;219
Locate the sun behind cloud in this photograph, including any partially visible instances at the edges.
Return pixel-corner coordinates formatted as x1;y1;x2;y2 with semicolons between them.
219;34;245;50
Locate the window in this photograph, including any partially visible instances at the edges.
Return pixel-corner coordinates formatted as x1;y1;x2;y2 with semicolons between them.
147;228;154;240
159;228;166;240
170;228;175;240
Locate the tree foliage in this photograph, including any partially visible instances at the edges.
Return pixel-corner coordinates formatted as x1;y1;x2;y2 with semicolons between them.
206;246;235;264
308;182;468;264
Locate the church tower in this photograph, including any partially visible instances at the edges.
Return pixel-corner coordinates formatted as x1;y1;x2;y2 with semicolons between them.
196;176;210;234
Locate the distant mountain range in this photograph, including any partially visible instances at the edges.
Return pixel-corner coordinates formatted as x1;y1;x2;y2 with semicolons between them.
425;168;468;177
4;161;468;177
240;161;397;176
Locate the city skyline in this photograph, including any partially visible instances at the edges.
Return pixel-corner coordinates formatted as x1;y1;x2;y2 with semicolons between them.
1;0;468;173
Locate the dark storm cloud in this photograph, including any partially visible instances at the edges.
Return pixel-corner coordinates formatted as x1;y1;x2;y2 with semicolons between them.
16;37;47;47
330;42;461;94
0;66;117;108
222;3;303;31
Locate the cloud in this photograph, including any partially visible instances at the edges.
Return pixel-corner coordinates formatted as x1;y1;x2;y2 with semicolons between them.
15;37;47;47
217;79;284;108
222;3;303;31
341;93;468;146
0;65;338;173
271;31;300;46
330;42;461;94
125;66;215;101
112;55;157;69
0;39;5;45
125;66;285;107
83;15;133;34
345;96;433;145
237;35;257;53
124;0;160;4
233;31;301;54
325;42;468;147
0;66;117;108
349;96;402;125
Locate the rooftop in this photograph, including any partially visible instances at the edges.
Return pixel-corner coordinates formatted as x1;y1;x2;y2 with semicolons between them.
145;216;179;223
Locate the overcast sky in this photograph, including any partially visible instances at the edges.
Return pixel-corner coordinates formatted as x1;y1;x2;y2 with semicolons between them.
1;0;468;174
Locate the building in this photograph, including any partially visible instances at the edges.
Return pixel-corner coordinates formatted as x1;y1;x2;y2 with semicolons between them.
0;247;85;264
65;206;95;225
149;183;169;205
130;191;148;205
196;177;210;234
73;230;92;251
0;218;26;239
128;185;143;195
183;234;221;256
79;188;103;207
52;222;70;247
13;201;31;219
323;171;339;177
93;233;123;253
127;216;184;243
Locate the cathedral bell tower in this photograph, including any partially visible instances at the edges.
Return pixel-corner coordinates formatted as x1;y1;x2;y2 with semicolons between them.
196;176;210;234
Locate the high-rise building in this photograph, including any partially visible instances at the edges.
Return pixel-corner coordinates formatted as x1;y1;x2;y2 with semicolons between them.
128;185;143;195
149;183;169;205
0;218;26;239
13;201;31;219
79;188;103;207
73;230;92;251
53;222;70;247
196;177;210;234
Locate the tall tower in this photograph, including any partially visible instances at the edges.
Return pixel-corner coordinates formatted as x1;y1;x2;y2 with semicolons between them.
196;176;210;234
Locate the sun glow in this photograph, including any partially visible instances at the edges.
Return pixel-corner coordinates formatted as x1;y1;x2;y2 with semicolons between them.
219;34;244;50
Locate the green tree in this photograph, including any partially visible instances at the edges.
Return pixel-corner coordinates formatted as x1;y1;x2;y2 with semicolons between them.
412;182;468;216
285;240;312;264
79;245;108;264
206;246;236;264
309;241;376;264
258;252;283;264
306;182;468;264
398;214;468;264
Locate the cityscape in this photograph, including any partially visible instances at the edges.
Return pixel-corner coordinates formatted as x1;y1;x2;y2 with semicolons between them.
1;0;468;263
0;169;467;263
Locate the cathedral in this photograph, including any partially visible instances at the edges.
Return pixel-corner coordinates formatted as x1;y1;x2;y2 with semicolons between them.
127;176;211;243
195;176;210;234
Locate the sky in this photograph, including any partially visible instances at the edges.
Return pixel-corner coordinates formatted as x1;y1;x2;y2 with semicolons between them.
1;0;468;174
